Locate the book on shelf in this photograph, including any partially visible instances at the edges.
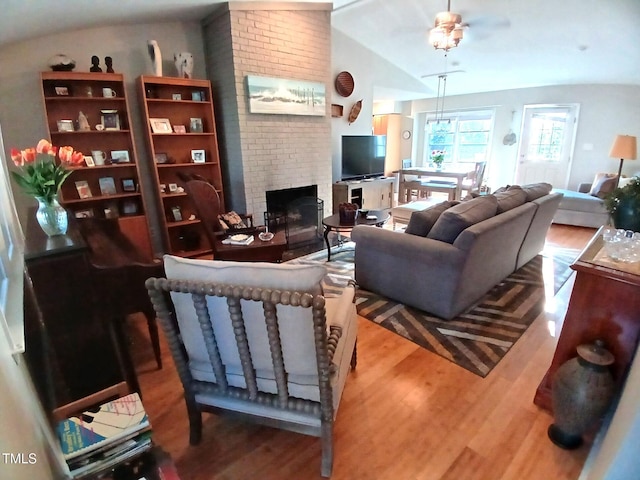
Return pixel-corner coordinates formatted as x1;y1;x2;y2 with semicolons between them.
75;180;92;199
56;392;151;462
98;177;117;196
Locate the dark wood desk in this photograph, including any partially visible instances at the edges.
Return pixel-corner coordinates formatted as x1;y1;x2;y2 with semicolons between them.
23;215;141;415
534;227;640;411
322;210;389;261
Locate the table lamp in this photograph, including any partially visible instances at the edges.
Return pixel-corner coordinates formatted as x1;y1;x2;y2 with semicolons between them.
609;134;637;189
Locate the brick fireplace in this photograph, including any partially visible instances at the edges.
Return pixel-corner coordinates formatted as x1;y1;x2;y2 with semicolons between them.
202;3;333;225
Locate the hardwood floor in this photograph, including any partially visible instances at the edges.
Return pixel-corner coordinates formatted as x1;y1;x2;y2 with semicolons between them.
128;224;598;480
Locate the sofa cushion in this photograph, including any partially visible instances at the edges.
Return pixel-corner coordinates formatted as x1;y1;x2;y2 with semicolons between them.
589;173;618;198
495;188;527;213
405;201;458;237
427;195;498;243
509;183;552;201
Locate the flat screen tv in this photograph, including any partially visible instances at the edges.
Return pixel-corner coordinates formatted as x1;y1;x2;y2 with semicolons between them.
341;135;386;180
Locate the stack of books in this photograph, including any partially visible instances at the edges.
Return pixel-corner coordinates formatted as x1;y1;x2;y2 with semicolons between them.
221;234;255;246
56;392;152;479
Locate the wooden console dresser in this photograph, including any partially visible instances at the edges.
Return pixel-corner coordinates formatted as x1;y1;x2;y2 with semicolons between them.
534;227;640;411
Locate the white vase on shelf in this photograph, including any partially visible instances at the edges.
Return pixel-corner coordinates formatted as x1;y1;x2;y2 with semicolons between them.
147;40;162;77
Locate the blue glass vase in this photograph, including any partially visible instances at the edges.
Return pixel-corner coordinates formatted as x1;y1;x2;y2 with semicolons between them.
35;196;68;236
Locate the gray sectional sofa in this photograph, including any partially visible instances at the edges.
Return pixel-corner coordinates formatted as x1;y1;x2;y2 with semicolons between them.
351;184;563;320
552;182;610;228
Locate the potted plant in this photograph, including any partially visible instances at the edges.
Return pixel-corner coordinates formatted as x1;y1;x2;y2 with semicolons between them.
604;177;640;232
431;150;445;170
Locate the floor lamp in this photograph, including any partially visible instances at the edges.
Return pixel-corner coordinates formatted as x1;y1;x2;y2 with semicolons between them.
609;134;637;189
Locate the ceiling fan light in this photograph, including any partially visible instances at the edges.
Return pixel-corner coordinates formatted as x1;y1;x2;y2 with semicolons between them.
429;27;445;45
452;26;463;42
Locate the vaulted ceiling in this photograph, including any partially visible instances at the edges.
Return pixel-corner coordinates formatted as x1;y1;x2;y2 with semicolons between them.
2;0;638;100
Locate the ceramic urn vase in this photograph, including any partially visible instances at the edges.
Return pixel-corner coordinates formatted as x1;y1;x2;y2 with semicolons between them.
548;339;615;449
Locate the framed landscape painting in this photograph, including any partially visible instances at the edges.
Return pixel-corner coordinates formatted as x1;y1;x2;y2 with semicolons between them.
246;75;326;116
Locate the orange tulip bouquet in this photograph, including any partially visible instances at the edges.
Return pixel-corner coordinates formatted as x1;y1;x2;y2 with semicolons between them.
10;139;83;235
10;139;83;204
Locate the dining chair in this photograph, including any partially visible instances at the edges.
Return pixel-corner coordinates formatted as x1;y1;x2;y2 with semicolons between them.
180;177;258;260
78;217;165;372
460;161;487;197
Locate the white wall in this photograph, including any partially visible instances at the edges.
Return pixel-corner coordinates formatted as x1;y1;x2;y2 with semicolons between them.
330;29;429;182
0;21;207;228
581;343;640;480
410;84;640;190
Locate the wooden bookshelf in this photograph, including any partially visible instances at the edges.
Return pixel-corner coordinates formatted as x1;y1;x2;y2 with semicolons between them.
40;71;152;257
136;76;224;257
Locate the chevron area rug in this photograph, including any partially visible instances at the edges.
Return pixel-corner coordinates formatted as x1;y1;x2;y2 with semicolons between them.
289;244;579;377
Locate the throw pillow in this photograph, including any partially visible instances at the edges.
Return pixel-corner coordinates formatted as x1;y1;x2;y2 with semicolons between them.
493;185;511;194
427;195;498;243
618;176;635;189
405;201;458;237
494;188;527;213
509;183;552;201
219;211;247;230
589;173;618;199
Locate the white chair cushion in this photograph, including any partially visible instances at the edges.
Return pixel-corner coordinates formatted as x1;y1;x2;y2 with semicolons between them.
163;255;344;403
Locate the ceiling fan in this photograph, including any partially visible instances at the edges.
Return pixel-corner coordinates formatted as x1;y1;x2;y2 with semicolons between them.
429;0;465;51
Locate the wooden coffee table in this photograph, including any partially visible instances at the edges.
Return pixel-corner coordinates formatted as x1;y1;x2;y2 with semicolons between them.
215;230;287;262
322;210;390;261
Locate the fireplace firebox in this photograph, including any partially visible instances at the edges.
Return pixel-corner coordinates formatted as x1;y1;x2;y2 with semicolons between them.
265;185;323;247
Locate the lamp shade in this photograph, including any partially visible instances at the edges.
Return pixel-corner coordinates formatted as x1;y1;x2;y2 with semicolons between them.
609;135;637;160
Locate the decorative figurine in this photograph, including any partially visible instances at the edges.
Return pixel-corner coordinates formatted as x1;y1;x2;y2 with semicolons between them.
174;52;194;79
48;54;76;71
105;56;114;73
90;56;102;72
77;111;91;131
147;40;162;77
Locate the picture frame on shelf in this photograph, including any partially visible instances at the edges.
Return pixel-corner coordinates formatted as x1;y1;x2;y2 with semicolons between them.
75;209;94;219
191;149;205;163
189;117;203;133
75;180;92;199
172;93;182;100
154;152;169;164
173;125;186;134
121;178;136;192
100;109;121;130
98;177;117;196
122;200;138;216
104;204;119;219
54;86;70;96
84;155;95;167
171;206;183;222
191;91;203;101
149;118;172;134
57;120;74;132
168;183;178;193
110;150;130;163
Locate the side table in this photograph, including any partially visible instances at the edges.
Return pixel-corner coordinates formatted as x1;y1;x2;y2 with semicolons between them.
322;210;389;261
534;227;640;411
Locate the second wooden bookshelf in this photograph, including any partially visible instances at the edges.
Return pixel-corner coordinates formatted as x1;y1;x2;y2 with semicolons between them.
137;76;225;257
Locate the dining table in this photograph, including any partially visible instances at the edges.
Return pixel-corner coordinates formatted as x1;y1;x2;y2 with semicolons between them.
398;165;475;203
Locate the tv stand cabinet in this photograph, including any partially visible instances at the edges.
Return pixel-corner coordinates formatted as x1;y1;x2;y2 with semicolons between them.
332;177;394;213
